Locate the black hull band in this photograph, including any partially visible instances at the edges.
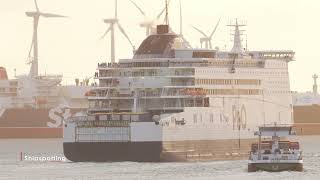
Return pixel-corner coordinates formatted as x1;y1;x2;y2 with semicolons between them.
248;163;303;172
63;142;162;162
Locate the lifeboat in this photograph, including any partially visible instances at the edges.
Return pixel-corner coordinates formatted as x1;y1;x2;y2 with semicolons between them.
36;97;48;105
85;91;96;96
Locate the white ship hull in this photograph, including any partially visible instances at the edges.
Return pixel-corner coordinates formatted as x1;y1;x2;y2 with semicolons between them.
63;98;292;162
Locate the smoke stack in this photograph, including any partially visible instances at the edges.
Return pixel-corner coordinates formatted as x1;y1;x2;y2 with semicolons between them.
0;67;8;80
157;25;169;34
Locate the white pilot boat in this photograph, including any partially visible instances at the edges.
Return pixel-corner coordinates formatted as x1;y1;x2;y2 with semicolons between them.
248;124;303;172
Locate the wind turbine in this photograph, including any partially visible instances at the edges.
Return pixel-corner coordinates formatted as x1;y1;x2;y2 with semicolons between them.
26;0;66;78
129;0;169;37
101;0;134;63
192;18;221;49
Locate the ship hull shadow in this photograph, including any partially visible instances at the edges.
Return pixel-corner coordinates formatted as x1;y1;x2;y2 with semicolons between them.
248;163;303;172
63;142;162;162
63;139;254;162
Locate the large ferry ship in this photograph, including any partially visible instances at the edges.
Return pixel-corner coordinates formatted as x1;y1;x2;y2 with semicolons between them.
63;13;295;161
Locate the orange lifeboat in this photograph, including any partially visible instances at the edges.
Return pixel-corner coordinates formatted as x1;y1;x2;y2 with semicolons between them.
85;91;96;96
36;97;47;105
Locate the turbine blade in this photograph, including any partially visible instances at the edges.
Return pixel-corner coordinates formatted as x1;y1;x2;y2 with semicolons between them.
179;0;182;35
181;35;192;48
169;27;192;48
34;0;39;12
117;23;134;48
115;0;118;18
40;13;67;18
100;26;112;39
191;26;208;38
27;38;34;64
156;7;165;20
209;18;221;39
129;0;146;17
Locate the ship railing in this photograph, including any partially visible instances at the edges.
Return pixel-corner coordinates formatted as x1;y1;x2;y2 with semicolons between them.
97;72;195;78
97;62;122;68
67;116;88;122
36;74;63;79
89;105;132;109
90;93;206;98
88;102;208;111
250;151;302;161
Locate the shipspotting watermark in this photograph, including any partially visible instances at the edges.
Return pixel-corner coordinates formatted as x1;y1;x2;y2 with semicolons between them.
20;152;66;162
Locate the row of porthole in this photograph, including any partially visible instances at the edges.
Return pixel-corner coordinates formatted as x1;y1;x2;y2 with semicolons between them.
195;69;288;75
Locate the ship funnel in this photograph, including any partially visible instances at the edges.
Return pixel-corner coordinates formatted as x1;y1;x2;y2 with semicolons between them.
157;25;169;34
0;67;8;80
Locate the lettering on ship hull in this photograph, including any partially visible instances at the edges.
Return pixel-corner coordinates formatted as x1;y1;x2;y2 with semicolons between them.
232;104;247;130
48;105;71;127
0;107;5;118
219;104;247;130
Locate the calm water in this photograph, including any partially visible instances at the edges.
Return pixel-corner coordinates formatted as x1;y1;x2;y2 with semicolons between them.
0;136;319;180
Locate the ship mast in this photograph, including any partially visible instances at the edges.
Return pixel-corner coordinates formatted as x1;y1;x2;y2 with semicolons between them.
227;19;246;54
165;0;169;25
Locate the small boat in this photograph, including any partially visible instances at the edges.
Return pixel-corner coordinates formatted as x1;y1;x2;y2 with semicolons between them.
248;124;303;172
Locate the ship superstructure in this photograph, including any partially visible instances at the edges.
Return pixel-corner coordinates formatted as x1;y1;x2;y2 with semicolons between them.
63;15;295;162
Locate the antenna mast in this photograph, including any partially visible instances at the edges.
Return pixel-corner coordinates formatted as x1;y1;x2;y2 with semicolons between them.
179;0;182;35
165;0;169;25
227;19;246;54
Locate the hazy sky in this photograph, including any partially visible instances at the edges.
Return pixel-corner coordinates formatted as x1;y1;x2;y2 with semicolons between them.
0;0;318;91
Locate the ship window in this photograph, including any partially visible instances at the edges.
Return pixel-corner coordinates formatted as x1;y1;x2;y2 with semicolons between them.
9;81;18;86
111;115;120;121
122;115;130;121
210;113;214;122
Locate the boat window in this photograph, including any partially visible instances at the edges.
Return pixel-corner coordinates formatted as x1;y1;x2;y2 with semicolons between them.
210;113;214;122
